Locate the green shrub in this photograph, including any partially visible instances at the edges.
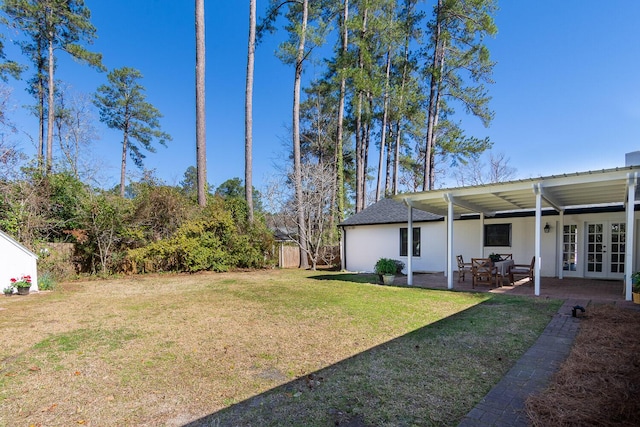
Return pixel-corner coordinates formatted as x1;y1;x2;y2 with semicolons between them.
38;272;56;290
125;197;275;273
375;258;404;275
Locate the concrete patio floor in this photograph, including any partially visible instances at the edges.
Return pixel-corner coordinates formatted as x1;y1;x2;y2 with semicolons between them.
392;272;637;308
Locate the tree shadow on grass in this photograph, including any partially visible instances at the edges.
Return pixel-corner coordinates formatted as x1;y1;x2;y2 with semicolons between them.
182;296;560;427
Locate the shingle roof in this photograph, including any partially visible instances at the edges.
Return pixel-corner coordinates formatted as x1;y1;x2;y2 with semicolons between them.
339;198;442;227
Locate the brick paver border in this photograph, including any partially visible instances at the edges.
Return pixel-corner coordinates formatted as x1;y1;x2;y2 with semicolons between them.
458;299;587;427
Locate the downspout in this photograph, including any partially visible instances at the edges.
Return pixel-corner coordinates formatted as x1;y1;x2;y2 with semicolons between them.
340;226;347;271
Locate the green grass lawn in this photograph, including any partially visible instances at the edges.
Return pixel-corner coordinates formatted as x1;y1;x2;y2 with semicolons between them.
0;269;562;426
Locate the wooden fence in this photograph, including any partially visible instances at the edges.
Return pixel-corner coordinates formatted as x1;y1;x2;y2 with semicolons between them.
278;243;300;269
277;243;340;269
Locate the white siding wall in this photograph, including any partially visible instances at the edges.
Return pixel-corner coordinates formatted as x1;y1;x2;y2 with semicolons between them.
344;210;640;278
343;224;399;273
343;223;441;273
0;232;38;292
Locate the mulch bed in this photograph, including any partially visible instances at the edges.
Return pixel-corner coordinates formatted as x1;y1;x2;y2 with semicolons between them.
526;304;640;426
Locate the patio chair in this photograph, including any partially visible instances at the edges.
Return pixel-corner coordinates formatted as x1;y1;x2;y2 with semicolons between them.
494;254;513;286
471;258;497;288
509;256;535;284
456;255;472;282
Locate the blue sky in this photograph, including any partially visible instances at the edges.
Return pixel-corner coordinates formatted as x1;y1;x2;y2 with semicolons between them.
4;0;640;193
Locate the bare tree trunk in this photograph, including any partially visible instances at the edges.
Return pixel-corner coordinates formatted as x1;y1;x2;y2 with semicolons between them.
430;69;443;188
354;7;368;212
427;38;446;189
363;92;373;203
245;0;256;222
329;0;349;242
37;45;45;171
334;0;348;223
46;35;55;174
355;91;364;212
393;120;401;194
120;130;128;198
375;49;391;202
355;90;363;212
423;0;443;191
293;0;310;269
392;27;411;195
196;0;207;206
38;82;45;170
328;166;337;241
385;122;393;195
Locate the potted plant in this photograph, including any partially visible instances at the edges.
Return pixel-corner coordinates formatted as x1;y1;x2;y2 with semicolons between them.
11;275;32;295
3;285;14;296
489;253;501;263
632;272;640;304
374;258;404;285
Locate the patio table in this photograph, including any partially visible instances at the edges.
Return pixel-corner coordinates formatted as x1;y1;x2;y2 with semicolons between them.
494;259;514;285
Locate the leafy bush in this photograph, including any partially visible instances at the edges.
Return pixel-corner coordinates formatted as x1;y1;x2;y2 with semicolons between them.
37;244;77;281
126;197;275;273
130;184;191;242
38;272;56;290
632;272;640;292
375;258;404;275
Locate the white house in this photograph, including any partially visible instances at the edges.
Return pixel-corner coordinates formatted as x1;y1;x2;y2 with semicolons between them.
0;230;38;292
340;158;640;301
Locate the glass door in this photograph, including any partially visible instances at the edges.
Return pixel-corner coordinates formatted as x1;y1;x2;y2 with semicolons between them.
585;222;625;279
562;224;578;274
609;222;626;276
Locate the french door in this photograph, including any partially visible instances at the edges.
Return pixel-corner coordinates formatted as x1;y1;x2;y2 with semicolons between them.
585;221;626;279
562;224;578;274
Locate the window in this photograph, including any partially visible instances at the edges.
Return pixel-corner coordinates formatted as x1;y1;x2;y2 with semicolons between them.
484;223;511;247
400;227;420;257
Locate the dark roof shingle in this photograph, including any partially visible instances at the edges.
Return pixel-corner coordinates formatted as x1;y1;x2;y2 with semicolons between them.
340;198;442;227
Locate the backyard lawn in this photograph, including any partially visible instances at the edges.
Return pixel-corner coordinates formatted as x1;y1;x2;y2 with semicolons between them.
0;269;561;426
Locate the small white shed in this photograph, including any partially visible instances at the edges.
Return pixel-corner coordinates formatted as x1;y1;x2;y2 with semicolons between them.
0;230;38;292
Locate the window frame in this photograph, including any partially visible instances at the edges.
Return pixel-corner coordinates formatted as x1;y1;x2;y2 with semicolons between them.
484;223;512;247
400;227;421;257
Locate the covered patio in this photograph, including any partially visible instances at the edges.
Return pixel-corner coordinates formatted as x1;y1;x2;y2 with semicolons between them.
392;272;634;305
394;166;640;301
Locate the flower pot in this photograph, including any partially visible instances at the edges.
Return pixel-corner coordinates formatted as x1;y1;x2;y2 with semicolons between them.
16;287;30;296
633;292;640;304
382;274;395;285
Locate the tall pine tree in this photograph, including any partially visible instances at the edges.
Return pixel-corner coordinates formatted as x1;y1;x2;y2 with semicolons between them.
94;67;172;197
422;0;497;190
3;0;104;174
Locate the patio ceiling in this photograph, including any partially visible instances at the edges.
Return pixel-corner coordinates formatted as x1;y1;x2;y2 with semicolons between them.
393;166;640;217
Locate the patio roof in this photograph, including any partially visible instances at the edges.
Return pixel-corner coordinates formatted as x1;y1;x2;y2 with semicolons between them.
391;166;640;301
392;166;640;217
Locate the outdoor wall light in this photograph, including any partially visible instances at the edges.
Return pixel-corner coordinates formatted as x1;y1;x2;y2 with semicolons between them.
544;223;551;233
